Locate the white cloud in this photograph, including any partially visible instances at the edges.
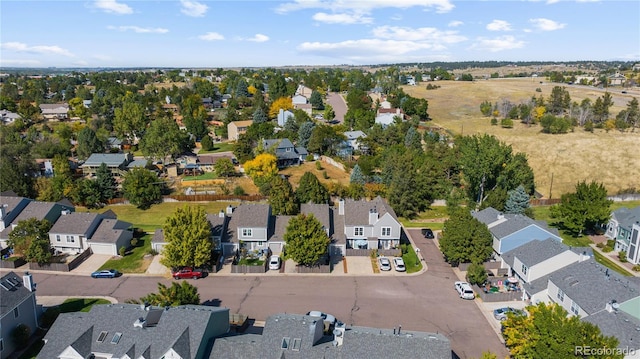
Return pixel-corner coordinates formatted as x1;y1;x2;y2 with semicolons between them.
94;0;133;15
107;25;169;33
371;26;466;43
486;20;512;31
529;18;566;31
246;34;270;42
180;0;208;17
448;20;463;27
390;14;403;21
1;42;74;57
276;0;454;14
469;35;525;52
199;32;225;41
312;12;373;24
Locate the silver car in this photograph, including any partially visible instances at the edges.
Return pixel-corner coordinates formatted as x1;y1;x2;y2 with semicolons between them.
378;257;392;271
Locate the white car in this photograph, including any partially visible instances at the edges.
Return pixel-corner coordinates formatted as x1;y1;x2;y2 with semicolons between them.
393;257;406;272
378;257;392;271
454;281;476;300
269;255;281;270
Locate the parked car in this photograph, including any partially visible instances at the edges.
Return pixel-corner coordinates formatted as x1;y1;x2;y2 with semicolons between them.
172;267;204;280
454;281;475;300
269;255;281;270
378;257;392;271
91;269;120;278
307;311;337;326
393;257;406;272
422;228;435;239
493;307;526;321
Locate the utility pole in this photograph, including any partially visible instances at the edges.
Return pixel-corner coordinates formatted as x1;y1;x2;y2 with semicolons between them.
548;172;554;200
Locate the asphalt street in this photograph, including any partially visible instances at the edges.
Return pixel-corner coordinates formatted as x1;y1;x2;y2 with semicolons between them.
27;228;509;359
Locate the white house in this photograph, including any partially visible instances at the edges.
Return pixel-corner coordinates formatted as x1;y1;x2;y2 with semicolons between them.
277;109;295;127
605;206;640;265
337;197;401;251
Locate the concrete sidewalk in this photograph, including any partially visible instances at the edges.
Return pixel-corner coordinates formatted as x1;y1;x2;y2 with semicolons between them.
38;295;118;307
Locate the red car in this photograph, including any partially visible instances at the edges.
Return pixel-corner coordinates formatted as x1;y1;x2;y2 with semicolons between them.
172;267;204;279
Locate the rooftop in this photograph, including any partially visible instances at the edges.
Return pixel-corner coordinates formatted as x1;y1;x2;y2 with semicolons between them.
0;272;34;318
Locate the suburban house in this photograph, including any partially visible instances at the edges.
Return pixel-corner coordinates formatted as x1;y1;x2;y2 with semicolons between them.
81;153;133;178
262;139;308;168
292;94;308;105
295;84;313;98
39;103;69;120
471;207;562;256
267;203;332;255
37;304;230;359
375;108;404;127
0;199;75;250
336;197;402;251
106;136;124;151
223;203;271;256
197;153;236;173
277;108;294;127
607;71;627;86
0;110;20;125
605;206;640;265
294;103;312;116
227;120;253;141
47;211;133;256
210;313;451;359
0;195;31;232
0;272;38;359
151;210;229;254
342;130;368;154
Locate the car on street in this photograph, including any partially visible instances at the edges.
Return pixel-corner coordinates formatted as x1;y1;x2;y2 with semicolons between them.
493;307;526;321
378;256;392;271
422;228;435;239
454;281;476;300
269;255;281;270
393;257;406;272
91;269;120;278
172;267;205;280
307;311;337;326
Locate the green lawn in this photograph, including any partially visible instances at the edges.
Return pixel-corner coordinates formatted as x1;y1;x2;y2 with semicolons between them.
99;234;152;273
183;171;218;181
199;142;235;154
531;205;591;247
400;206;448;230
400;220;444;230
79;201;239;232
59;298;112;313
593;251;632;277
402;245;423;274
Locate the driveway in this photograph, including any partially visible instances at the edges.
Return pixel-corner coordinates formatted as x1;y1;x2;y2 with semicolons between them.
71;254;112;275
326;92;347;124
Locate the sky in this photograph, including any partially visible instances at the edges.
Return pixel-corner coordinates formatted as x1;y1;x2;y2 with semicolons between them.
1;0;639;68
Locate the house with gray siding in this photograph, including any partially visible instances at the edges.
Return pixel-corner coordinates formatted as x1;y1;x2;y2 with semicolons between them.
0;200;75;250
81;153;133;177
210;313;451;359
605;206;640;265
0;272;38;359
471;207;562;255
262;139;307;168
37;304;230;359
336;197;401;250
152;210;229;254
0;195;31;233
223;203;271;256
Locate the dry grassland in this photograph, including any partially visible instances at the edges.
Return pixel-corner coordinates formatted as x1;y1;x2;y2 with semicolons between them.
403;78;640;197
280;161;351;189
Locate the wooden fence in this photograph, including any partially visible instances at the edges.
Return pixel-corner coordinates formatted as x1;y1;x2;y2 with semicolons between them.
231;261;267;274
28;249;93;272
296;264;331;273
345;248;402;257
529;198;561;206
0;257;26;269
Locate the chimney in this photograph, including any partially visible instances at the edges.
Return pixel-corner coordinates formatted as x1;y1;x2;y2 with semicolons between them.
226;205;234;215
338;199;345;216
219;210;225;218
23;272;35;292
497;212;504;220
606;300;619;313
368;207;378;225
61;209;71;215
579;251;590;262
0;204;6;219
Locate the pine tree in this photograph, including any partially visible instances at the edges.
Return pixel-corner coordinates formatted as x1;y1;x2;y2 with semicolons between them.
296;172;329;204
269;176;299;215
96;162;116;201
350;164;366;185
309;91;324;110
404;126;422;150
252;107;268;124
504;185;530;215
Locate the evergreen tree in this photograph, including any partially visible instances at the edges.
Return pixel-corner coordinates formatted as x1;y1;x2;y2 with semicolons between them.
296;172;329;204
404;126;422;150
76;127;104;160
283;214;330;266
96;162;116;202
160;206;213;269
297;122;315;148
235;79;249;97
504;185;530;215
252;107;268;124
309;90;324;110
200;134;214;151
350;164;366;185
268;176;299;215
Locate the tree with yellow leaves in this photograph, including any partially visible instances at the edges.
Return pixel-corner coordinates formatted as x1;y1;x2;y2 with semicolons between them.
532;106;546;124
269;97;293;118
244;153;278;187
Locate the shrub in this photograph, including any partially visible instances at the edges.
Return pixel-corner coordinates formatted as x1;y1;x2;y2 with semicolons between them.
322;171;328;179
119;246;126;257
306;154;314;161
618;251;628;262
130;238;138;247
233;185;246;196
596;242;605;248
315;161;323;170
606;240;616;248
602;246;613;253
466;262;487;286
12;323;31;349
633;264;640;272
490;118;498;126
40;307;61;328
369;249;378;258
500;118;514;128
146;248;159;256
535;87;542;92
584;121;594;132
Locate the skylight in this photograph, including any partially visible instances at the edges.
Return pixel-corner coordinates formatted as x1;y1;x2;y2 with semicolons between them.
281;337;290;349
111;332;122;344
96;331;108;343
292;338;301;351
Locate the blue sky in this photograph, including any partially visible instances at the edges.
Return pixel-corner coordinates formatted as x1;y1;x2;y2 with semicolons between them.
1;0;638;68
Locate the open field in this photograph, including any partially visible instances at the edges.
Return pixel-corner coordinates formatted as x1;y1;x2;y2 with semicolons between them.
280;160;351;189
404;78;640;197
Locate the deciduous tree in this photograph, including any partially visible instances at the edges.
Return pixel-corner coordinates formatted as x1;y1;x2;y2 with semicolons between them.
244;153;278;188
551;181;612;235
440;208;493;266
160;206;213;269
284;214;330;266
269;97;294;118
138;282;200;307
122;168;162;209
8;218;53;261
214;158;235;177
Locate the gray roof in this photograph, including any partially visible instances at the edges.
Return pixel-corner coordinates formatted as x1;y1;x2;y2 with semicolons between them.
233;203;270;229
206;212;229;237
210;313;451;359
127;159;148;168
264;138;295;150
343;131;366;140
89;218;131;243
49;212;101;235
332;209;346;245
0;195;29;217
611;206;640;230
151;228;164;244
82;153;130;167
301;203;331;234
471;207;502;225
523;272;553;296
38;304;229;359
548;259;640;315
270;215;293;242
502;238;581;268
343;196;398;226
582;310;640;350
11;201;71;224
473;208;559;240
0;272;34;318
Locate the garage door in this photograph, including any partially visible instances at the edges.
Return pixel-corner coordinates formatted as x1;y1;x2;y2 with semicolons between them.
89;243;116;255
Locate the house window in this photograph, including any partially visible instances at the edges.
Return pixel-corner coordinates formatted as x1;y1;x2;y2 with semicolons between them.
242;229;252;237
557;288;565;302
56;235;61;242
570;301;580;315
292;338;301;351
281;337;290;349
521;264;528;275
66;235;74;243
381;227;391;236
354;227;364;236
13;307;19;318
0;338;3;351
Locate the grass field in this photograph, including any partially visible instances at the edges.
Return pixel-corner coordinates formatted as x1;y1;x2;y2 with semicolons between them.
404;79;640;198
280;160;351;189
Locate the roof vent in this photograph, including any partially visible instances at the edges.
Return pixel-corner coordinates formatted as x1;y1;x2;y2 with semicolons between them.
133;317;145;328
